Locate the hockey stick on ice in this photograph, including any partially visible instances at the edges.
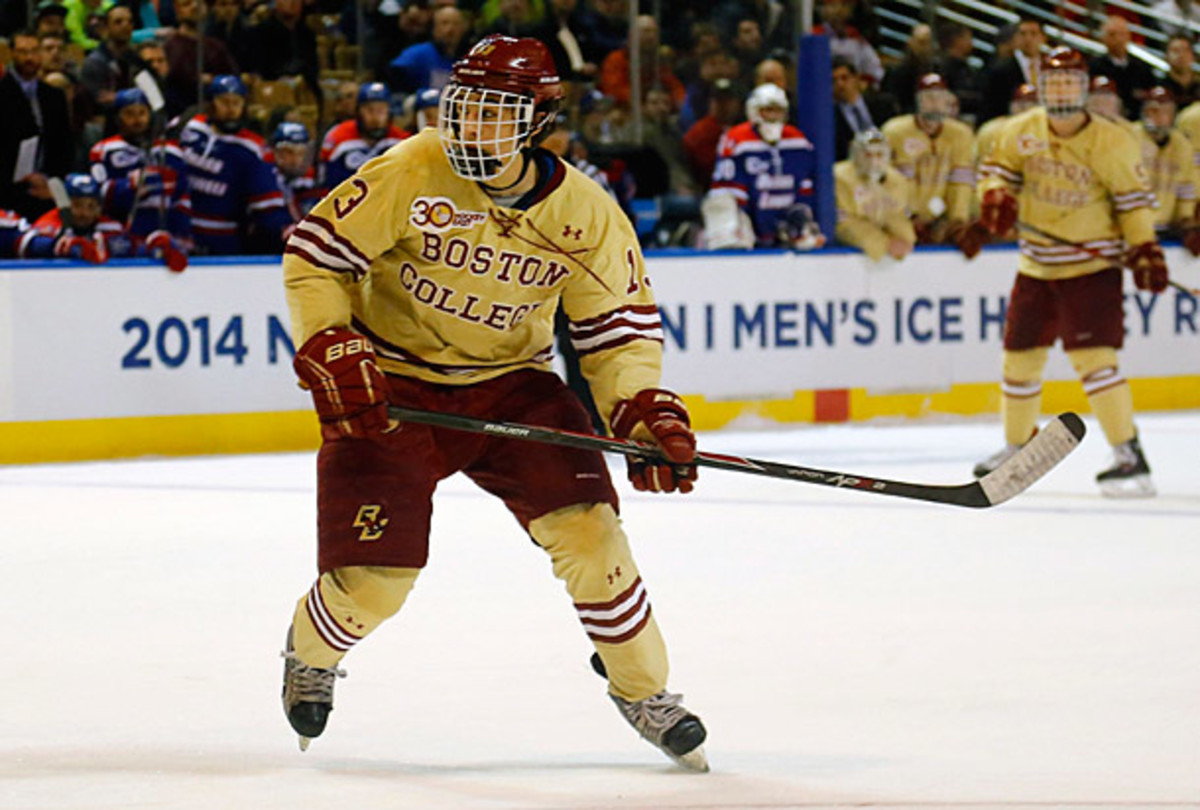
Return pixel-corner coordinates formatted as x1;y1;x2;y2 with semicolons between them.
387;406;1086;508
1017;222;1199;295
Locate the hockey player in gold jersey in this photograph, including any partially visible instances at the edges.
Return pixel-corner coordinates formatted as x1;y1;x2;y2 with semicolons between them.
975;83;1039;171
881;73;978;255
834;129;915;261
279;35;708;770
1136;87;1200;254
975;46;1166;497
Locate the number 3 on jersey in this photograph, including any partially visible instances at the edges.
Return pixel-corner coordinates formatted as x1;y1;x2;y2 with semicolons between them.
333;178;369;219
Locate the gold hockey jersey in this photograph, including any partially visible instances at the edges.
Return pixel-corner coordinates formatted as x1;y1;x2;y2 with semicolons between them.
881;114;975;222
282;129;663;422
974;115;1009;167
1173;100;1200;174
834;160;915;260
1136;123;1197;229
978;107;1156;280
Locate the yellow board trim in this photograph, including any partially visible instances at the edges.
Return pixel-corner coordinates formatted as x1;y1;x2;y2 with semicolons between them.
1;375;1197;464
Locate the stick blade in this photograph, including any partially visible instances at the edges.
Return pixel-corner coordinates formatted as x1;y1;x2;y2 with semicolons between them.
135;70;166;112
47;176;70;210
977;412;1086;506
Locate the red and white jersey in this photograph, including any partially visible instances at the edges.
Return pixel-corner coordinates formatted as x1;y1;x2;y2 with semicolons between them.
319;120;410;190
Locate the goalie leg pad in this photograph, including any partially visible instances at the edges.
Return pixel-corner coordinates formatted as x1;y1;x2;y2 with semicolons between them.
530;503;669;702
291;566;418;668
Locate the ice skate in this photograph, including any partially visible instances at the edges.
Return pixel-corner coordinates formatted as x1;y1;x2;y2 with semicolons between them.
610;690;709;772
1096;435;1156;498
281;627;345;751
973;428;1038;478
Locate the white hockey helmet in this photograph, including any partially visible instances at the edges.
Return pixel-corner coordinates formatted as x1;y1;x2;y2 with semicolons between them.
746;82;789;144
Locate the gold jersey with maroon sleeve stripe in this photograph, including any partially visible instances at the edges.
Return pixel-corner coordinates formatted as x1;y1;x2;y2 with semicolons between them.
1135;124;1197;229
880;114;976;222
978;107;1157;280
283;129;663;425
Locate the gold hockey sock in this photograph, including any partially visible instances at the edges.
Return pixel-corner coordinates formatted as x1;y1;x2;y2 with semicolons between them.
530;503;669;702
1001;348;1048;445
291;566;418;668
1069;347;1136;446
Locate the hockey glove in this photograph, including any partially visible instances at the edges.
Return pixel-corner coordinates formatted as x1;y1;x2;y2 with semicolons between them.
951;221;990;260
610;388;697;494
1125;241;1168;293
129;166;178;198
294;327;392;441
53;234;106;263
1182;226;1200;257
979;188;1018;236
146;229;188;273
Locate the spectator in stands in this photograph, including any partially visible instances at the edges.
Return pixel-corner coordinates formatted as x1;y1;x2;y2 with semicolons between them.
62;0;111;51
79;5;152;117
979;16;1043;124
882;22;935;115
528;0;604;82
672;21;722;87
33;1;70;42
90;86;191;240
975;83;1038;168
1136;87;1200;247
577;87;619;145
479;0;537;38
39;30;90;146
616;84;698;198
246;0;320;109
728;17;765;89
678;48;738;132
834;128;914;261
588;0;628;62
934;22;978;121
179;74;290;254
138;40;169;80
813;0;883;88
164;0;240;116
703;82;821;249
881;73;976;254
832;56;897;161
319;81;410;190
1087;74;1138;134
206;0;255;68
1090;15;1155;119
1159;33;1200;108
682;75;741;191
271;121;323;221
0;30;75;220
599;14;686;110
387;5;469;93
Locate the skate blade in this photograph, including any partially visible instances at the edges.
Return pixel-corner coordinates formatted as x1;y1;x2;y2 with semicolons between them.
667;744;709;773
1099;474;1156;499
298;735;312;752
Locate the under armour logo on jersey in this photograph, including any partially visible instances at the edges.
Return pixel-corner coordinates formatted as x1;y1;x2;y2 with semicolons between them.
562;224;582;240
606;565;622;585
353;504;389;541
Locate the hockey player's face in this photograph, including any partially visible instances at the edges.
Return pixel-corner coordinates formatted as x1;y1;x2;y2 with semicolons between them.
119;103;151;139
917;88;955;123
358;101;390;137
275;143;310;177
439;85;535;181
212;93;245;123
458;94;523;153
1142;101;1176;135
1042;71;1089;118
70;197;100;229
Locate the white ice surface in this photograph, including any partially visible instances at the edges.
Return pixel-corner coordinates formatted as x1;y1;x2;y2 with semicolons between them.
1;413;1198;809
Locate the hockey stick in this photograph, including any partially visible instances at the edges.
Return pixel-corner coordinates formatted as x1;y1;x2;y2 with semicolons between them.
387;405;1086;509
1017;222;1199;295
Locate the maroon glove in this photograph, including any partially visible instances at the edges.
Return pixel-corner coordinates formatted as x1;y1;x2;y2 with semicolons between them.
1125;241;1168;293
610;388;697;494
146;229;188;273
979;188;1018;236
951;221;990;260
293;327;391;441
53;234;106;263
1183;227;1200;257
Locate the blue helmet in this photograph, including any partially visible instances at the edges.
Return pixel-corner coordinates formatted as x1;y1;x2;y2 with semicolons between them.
207;74;248;99
65;173;101;199
113;87;150;113
415;87;441;111
357;81;390;105
272;121;311;146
